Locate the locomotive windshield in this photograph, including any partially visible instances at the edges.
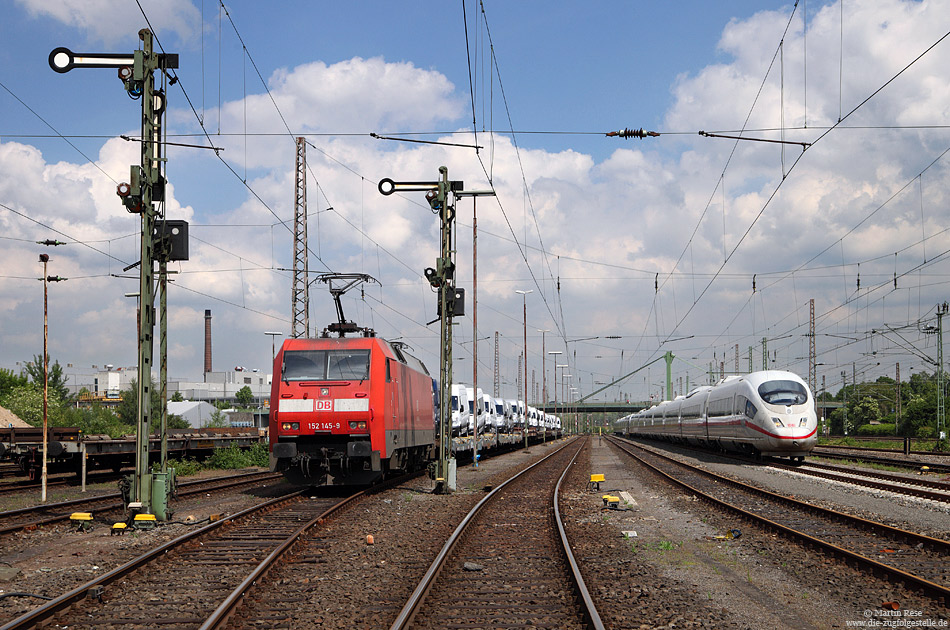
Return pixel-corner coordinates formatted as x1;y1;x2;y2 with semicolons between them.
282;349;370;381
757;380;808;405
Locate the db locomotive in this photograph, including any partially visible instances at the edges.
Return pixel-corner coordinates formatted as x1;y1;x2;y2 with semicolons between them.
613;370;817;461
269;334;436;485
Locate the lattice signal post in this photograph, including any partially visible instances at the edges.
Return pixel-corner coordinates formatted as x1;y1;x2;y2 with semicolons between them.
379;168;493;492
50;31;179;518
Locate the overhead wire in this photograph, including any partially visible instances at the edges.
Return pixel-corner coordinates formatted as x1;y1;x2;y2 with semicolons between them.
469;1;568;354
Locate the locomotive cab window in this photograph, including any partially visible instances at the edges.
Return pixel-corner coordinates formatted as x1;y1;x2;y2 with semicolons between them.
282;349;370;381
757;380;808;405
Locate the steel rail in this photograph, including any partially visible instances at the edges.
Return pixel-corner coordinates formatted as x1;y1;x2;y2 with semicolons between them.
636;438;950;502
388;437;599;630
0;489;310;630
608;437;950;605
199;471;422;630
774;460;950;503
554;438;606;630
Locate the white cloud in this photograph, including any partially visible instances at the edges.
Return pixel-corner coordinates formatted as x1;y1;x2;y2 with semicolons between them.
16;0;199;46
3;1;950;401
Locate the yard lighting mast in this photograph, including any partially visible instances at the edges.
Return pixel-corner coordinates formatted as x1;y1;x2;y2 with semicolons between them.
516;290;532;449
537;329;550;443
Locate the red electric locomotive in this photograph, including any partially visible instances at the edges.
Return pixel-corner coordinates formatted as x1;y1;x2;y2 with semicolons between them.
269;274;437;486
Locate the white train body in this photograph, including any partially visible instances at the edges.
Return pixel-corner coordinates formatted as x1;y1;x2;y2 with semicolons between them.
614;370;817;460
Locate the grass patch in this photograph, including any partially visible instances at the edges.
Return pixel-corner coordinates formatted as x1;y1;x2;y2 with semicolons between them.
155;442;268;476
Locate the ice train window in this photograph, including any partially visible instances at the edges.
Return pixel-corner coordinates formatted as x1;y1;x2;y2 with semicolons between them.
757;380;807;405
745;400;757;419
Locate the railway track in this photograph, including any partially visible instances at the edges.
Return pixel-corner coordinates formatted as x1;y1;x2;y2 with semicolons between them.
608;436;950;606
777;459;950;503
388;436;602;630
0;470;282;535
811;445;950;474
1;490;332;630
632;438;950;504
1;470;418;630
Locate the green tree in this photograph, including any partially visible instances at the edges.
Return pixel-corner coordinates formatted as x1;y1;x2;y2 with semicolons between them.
205;408;229;428
24;354;70;401
0;384;65;427
0;367;28;399
902;395;936;437
116;378;163;426
235;385;254;407
848;395;883;427
171;391;184;402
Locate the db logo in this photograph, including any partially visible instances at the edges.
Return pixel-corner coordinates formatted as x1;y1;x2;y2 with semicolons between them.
315;400;333;412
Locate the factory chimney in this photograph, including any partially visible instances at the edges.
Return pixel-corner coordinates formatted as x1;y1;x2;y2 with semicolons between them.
204;309;212;378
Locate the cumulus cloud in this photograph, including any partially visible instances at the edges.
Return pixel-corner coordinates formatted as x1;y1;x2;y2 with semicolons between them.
15;0;199;46
2;1;950;400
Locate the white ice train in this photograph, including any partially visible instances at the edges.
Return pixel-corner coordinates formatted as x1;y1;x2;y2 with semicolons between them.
613;370;817;461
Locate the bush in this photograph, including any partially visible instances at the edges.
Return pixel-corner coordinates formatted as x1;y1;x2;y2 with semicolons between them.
159;457;202;476
854;423;897;437
206;443;257;469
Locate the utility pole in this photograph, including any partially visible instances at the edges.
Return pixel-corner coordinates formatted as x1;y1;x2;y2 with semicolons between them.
937;303;948;441
51;31;178;517
842;370;848;435
516;290;532;450
895;362;901;436
664;351;674;402
378;168;492;492
494;332;500;398
809;298;816;414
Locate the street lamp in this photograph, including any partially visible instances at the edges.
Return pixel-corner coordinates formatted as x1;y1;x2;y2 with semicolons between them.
515;290;532;449
264;331;282;367
556;364;569;433
563;374;573;431
537;330;550;442
548;349;562;439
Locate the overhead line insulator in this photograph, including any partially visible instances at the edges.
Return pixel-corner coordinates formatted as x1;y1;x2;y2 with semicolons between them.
606;128;660;139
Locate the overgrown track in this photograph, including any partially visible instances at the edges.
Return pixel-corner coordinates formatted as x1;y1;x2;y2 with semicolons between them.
609;437;950;606
0;470;282;536
389;436;603;630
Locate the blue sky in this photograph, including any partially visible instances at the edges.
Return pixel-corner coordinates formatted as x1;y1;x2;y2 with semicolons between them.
2;0;949;404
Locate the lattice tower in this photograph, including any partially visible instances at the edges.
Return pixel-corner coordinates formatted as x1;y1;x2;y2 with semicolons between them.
291;137;309;338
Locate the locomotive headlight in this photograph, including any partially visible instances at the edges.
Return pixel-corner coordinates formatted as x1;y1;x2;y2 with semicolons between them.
281;422;299;431
771;417;783;428
348;421;367;430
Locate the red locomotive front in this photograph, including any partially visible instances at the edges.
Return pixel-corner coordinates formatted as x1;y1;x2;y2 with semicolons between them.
269;336;436;486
